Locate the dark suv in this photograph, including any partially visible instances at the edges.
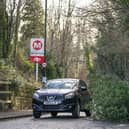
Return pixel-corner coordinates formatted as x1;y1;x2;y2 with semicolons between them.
32;78;91;118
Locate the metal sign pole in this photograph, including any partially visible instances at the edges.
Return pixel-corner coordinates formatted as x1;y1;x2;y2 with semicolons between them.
36;62;38;81
42;0;47;84
44;0;47;58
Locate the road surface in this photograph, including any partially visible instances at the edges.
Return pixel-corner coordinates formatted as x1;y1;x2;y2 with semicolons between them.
0;113;129;129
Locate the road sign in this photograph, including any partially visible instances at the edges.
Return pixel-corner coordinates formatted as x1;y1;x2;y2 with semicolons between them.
30;38;44;64
30;56;45;64
42;62;47;68
42;77;47;83
30;38;44;56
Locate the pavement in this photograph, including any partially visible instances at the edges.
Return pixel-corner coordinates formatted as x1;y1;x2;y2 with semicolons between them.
0;110;32;120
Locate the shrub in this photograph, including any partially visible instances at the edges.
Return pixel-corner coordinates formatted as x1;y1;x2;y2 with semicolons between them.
89;74;129;122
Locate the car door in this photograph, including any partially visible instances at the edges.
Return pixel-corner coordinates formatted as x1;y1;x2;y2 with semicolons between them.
78;80;90;109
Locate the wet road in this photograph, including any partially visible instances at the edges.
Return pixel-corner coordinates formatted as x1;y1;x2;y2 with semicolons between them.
0;113;129;129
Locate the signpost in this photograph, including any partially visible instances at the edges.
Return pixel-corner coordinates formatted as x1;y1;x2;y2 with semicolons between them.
30;38;44;81
30;0;48;83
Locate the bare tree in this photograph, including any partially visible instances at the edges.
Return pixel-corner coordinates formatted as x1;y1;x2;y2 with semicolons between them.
47;0;76;77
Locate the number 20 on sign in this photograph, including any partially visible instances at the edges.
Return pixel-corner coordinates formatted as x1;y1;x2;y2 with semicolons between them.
30;38;44;64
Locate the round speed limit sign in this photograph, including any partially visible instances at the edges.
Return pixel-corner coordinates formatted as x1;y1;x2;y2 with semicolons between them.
42;62;47;68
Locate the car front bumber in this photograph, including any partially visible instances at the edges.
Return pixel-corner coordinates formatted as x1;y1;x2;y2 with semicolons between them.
32;95;77;112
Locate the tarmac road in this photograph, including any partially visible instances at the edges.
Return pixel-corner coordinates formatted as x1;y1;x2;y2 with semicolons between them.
0;113;129;129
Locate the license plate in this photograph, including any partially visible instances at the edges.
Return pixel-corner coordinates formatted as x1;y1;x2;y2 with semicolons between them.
44;101;61;105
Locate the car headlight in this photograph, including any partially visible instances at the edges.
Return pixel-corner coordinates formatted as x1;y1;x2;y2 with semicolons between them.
65;92;75;99
33;92;40;99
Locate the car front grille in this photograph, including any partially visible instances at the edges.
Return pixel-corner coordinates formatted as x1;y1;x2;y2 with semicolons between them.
40;94;64;101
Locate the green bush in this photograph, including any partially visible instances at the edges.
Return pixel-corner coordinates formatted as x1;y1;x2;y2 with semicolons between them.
16;51;34;74
89;74;129;122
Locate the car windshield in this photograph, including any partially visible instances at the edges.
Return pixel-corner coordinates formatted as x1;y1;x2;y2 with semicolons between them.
43;80;76;89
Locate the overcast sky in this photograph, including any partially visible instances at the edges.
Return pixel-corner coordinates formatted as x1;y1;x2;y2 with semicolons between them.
75;0;93;7
41;0;93;8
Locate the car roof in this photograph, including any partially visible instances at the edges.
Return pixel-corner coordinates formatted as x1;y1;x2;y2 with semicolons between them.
47;78;79;82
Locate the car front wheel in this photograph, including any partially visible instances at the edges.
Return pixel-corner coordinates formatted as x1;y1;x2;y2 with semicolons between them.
72;102;80;118
84;109;91;117
33;110;41;118
51;112;58;117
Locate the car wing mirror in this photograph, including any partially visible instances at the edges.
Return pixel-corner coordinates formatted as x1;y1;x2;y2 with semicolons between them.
35;87;40;91
80;86;87;91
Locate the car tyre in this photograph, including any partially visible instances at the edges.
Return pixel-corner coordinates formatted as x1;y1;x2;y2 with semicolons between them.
72;102;80;118
51;112;58;117
33;110;41;118
85;109;91;117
